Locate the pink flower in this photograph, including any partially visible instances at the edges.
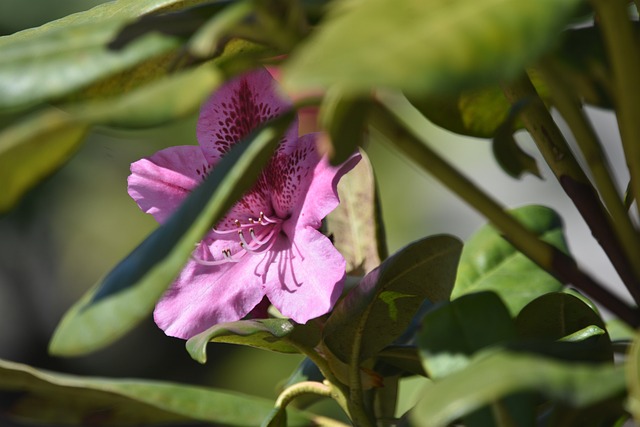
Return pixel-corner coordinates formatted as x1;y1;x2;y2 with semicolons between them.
128;68;360;339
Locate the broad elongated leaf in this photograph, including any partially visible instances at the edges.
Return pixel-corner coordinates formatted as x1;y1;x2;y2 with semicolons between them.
323;235;462;363
0;109;89;211
410;352;626;427
0;64;221;213
452;205;567;315
186;319;321;362
75;62;222;129
417;292;515;379
283;0;582;94
325;151;383;275
515;292;612;362
0;14;174;109
49;113;293;356
408;24;614;139
0;359;310;427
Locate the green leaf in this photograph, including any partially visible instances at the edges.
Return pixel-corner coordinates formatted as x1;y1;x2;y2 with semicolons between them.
319;89;371;164
0;108;89;211
627;330;640;423
75;62;222;129
325;151;383;275
492;99;541;179
48;113;293;356
407;71;550;139
0;64;221;213
452;205;567;315
547;25;614;109
377;346;426;377
186;319;317;363
410;352;626;427
515;292;612;362
323;235;462;363
0;14;177;109
417;292;515;379
0;358;311;427
283;0;582;94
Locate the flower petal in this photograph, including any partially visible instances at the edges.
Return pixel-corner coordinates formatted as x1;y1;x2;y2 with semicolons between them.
286;135;361;231
265;134;319;219
154;246;266;339
196;68;298;164
263;228;346;324
128;145;208;223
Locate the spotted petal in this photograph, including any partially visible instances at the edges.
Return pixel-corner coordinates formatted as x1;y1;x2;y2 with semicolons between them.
196;68;299;164
285;136;362;232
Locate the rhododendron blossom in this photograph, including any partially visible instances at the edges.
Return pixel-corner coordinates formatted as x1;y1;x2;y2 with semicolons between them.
128;68;360;339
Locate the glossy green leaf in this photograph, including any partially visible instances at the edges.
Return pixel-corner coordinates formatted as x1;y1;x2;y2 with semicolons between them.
0;358;310;426
186;319;310;363
0;108;89;211
418;292;515;379
323;235;462;363
0;0;229;109
49;113;293;356
515;292;612;362
0;14;178;109
284;0;582;95
410;352;626;427
452;205;567;315
325;151;383;276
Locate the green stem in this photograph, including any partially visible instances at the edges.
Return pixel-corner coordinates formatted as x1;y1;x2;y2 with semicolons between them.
590;0;640;216
290;342;353;420
534;62;640;302
311;416;353;427
501;73;640;304
347;320;376;427
274;381;332;408
372;91;640;327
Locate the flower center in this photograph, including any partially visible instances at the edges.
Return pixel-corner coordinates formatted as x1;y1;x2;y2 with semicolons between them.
192;212;283;266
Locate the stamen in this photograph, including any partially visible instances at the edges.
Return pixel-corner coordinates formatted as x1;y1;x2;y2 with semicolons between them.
238;231;258;253
191;248;240;266
259;211;280;225
249;227;275;245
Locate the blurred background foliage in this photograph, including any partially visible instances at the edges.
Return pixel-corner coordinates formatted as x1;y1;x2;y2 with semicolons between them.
0;0;629;422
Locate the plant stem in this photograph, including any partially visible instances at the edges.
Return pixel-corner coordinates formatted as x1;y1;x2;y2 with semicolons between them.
292;341;375;427
274;381;332;408
590;0;640;216
534;62;640;302
290;342;353;421
372;92;640;327
501;73;640;304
